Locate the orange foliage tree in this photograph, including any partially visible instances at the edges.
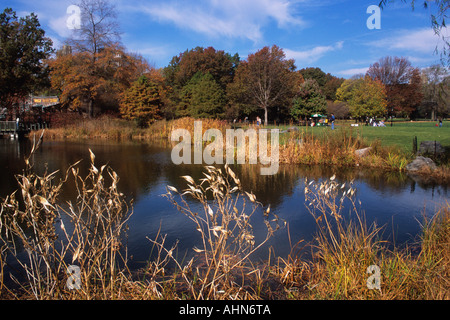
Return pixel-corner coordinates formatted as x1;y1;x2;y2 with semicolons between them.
367;56;423;118
49;45;150;116
228;45;302;125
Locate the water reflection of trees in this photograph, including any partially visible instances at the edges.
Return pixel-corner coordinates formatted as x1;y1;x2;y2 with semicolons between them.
1;140;447;209
0;140;171;205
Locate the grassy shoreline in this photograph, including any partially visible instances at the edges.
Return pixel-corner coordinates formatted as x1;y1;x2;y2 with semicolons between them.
0;146;448;300
31;116;450;183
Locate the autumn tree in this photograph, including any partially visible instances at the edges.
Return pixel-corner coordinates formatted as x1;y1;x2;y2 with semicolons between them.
367;56;423;118
335;77;360;104
336;76;387;118
290;79;327;120
49;45;150;115
0;8;53;111
327;101;349;119
120;73;163;126
64;0;121;116
323;75;345;100
420;65;450;119
229;45;301;125
349;76;388;118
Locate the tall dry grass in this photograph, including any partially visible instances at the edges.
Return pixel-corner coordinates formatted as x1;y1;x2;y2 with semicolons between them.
0;136;282;300
1;133;448;299
272;176;449;300
279;128;363;166
38;117;421;173
158;164;283;299
0;132;135;299
39;116;229;142
278;128;412;171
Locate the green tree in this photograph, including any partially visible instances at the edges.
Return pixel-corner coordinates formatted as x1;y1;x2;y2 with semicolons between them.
290;79;327;120
119;74;163;126
163;46;239;119
178;72;225;119
299;67;327;87
0;8;53;110
163;46;239;90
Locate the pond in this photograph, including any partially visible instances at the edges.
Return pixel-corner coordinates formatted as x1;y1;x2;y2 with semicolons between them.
0;138;448;270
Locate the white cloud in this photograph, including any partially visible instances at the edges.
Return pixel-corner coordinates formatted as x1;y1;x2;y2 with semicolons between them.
15;0;76;45
48;15;73;38
141;0;306;42
336;67;369;77
284;41;343;63
124;42;172;61
368;27;448;54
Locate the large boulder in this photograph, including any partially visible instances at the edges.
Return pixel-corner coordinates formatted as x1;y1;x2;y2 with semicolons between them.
355;147;372;158
418;141;445;155
406;156;436;172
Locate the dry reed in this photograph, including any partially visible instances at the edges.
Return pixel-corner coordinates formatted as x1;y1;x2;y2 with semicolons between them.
1;133;448;300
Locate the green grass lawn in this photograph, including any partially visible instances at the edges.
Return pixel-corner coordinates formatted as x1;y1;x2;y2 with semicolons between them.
262;121;449;153
344;121;450;153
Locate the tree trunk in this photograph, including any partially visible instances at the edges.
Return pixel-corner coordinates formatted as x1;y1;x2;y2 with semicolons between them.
264;107;268;126
88;98;94;118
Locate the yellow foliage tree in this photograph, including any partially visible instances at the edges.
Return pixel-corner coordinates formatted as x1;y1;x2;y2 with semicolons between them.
119;72;165;126
336;76;387;118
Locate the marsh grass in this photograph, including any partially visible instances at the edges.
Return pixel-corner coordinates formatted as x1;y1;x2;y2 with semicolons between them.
160;164;283;299
40;116;228;142
271;177;449;300
1;132;448;300
301;177;386;299
278;127;415;172
38;117;446;176
279;128;364;166
0;131;134;299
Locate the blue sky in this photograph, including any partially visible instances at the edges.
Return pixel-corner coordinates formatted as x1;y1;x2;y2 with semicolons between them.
3;0;448;78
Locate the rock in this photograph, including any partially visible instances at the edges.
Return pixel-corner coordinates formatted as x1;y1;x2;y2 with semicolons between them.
418;141;445;155
355;147;372;158
405;156;436;172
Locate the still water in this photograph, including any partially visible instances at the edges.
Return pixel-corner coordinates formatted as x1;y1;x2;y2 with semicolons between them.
0;139;448;269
